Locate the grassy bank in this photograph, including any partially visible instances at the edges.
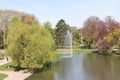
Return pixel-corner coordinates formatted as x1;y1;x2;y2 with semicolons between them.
0;63;14;71
73;46;93;54
0;73;8;80
57;46;93;54
0;51;9;80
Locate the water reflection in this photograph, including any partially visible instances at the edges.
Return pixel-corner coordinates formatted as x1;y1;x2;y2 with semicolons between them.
55;55;87;80
26;64;59;80
83;54;120;80
27;54;120;80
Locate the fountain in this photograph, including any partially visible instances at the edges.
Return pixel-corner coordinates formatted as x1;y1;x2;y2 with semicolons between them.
59;30;73;58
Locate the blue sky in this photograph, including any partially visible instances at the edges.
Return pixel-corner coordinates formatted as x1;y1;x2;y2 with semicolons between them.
0;0;120;28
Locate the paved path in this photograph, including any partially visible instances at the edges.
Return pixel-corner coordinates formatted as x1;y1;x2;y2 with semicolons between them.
0;57;11;66
0;57;32;80
0;70;32;80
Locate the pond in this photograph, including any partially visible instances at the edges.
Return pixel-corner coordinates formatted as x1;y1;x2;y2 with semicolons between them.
26;54;120;80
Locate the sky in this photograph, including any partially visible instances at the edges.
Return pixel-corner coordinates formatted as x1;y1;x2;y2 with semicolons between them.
0;0;120;28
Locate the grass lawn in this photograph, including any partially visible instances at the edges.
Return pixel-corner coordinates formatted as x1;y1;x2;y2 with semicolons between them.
0;73;8;80
0;63;15;71
73;46;93;54
57;46;93;54
0;52;4;57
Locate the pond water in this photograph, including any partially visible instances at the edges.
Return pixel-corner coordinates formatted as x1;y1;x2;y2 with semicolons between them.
26;54;120;80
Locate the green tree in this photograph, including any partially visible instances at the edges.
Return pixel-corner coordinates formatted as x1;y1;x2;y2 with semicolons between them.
82;36;94;49
6;16;56;69
0;30;3;48
73;29;81;45
43;21;54;37
105;28;120;53
55;19;70;48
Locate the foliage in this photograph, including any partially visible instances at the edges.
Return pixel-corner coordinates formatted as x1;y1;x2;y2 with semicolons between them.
55;19;70;48
43;21;54;37
81;16;120;55
6;16;58;69
73;29;81;45
94;23;109;50
104;16;120;48
0;10;35;49
82;16;101;37
81;16;102;48
96;16;120;50
105;28;120;49
105;16;119;32
0;30;4;48
51;51;60;62
82;36;94;49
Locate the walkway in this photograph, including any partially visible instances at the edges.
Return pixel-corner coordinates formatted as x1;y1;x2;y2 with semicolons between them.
0;70;32;80
0;57;11;66
0;57;32;80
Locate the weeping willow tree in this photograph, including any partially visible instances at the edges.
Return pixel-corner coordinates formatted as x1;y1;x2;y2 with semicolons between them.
5;16;58;70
